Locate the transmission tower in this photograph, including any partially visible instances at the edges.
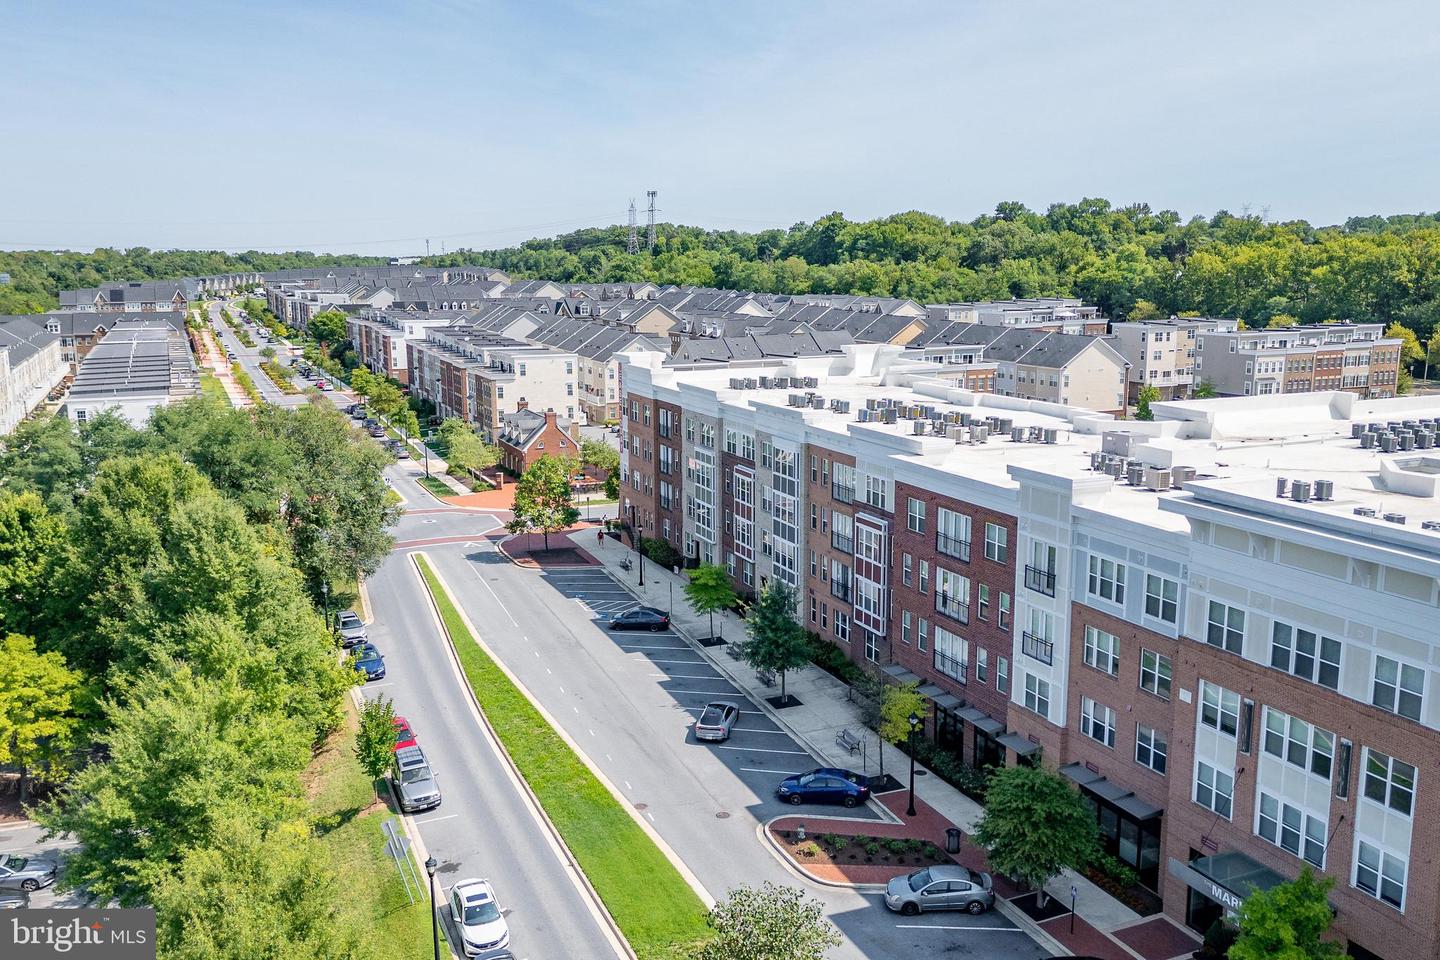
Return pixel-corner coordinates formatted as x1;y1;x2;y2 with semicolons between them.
626;199;639;254
646;190;658;251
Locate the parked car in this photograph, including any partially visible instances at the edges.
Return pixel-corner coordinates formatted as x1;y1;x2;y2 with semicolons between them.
316;379;330;391
336;610;367;647
608;606;670;632
350;642;386;681
776;768;870;807
885;865;994;916
0;854;58;892
391;746;441;812
693;701;739;741
226;351;237;360
392;442;411;459
0;891;30;909
368;425;386;439
449;878;510;956
393;715;417;752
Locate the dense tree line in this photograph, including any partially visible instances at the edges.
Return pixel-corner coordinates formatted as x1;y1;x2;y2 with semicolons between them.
0;398;398;957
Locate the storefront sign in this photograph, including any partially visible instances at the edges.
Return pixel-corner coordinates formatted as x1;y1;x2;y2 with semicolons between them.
1168;858;1245;911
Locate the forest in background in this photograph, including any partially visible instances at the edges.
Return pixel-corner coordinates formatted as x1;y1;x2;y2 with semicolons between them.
5;200;1440;337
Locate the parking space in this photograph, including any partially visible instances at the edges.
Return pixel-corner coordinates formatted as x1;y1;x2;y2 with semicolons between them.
0;823;84;908
539;569;884;824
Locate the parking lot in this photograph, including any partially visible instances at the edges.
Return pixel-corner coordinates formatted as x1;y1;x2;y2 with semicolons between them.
539;566;884;824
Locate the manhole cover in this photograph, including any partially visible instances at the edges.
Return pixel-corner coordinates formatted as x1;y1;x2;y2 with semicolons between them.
715;812;730;819
634;802;648;811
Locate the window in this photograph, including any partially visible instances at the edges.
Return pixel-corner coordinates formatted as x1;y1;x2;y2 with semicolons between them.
936;507;971;561
997;656;1009;694
933;627;968;681
1363;750;1416;816
1136;724;1167;773
901;612;913;644
1195;761;1234;818
1200;681;1240;736
1083;626;1119;675
834;610;850;643
935;568;969;623
1087;555;1126;604
901;552;913;587
1270;622;1341;689
1144;574;1178;623
1372;655;1424;721
864;630;880;664
1354;841;1407;910
998;592;1011;630
1257;793;1326;867
1023;673;1050;718
1140;649;1172;699
907;497;926;533
917;618;928;652
1080;697;1116;747
1262;709;1333;779
977;584;990;620
1205;601;1244;654
918;560;929;595
976;648;988;683
984;523;1008;563
864;473;889;510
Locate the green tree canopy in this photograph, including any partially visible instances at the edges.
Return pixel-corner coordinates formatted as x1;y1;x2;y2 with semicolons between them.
684;564;737;642
973;765;1097;905
355;696;397;799
0;491;68;638
0;634;81;803
510;455;580;551
308;309;349;348
1135;383;1160;421
437;418;499;475
1229;868;1340;960
739;581;810;704
876;682;928;782
580;437;620;477
699;883;842;960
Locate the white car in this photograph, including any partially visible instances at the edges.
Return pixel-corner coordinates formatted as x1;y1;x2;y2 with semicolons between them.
450;878;509;956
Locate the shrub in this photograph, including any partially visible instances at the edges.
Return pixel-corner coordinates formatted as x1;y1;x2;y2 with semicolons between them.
863;841;880;857
639;536;683;568
886;839;909;856
924;844;942;861
1092;853;1141;890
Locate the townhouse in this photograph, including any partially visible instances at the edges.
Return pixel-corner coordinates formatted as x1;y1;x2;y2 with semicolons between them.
496;402;581;474
0;315;68;433
926;298;1108;335
1109;317;1240;402
619;345;1440;959
63;318;199;425
59;280;190;313
1195;323;1402;399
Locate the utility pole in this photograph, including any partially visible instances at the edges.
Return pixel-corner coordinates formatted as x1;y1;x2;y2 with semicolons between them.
646;190;657;251
626;199;639;255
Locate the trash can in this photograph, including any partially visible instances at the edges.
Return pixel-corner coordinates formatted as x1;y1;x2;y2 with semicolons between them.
945;827;962;855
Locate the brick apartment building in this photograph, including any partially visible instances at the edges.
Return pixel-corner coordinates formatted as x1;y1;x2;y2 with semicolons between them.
619;342;1440;959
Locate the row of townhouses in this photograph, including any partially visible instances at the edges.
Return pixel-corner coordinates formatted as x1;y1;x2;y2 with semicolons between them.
617;343;1440;960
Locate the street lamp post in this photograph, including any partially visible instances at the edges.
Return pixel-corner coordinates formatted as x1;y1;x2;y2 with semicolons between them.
906;712;921;817
629;503;645;587
321;581;330;631
424;856;440;960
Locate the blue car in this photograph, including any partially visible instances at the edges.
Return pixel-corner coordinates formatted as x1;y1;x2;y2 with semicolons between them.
351;643;386;681
776;767;870;808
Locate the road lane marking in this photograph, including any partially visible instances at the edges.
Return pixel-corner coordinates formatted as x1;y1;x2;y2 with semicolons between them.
711;745;811;756
615;642;686;649
546;667;552;674
589;729;596;737
469;565;519;625
413;814;460;825
681;706;768;717
650;673;723;680
559;685;565;693
719;729;795;737
624;780;633;790
894;925;1022;932
739;767;802;775
665;688;754;696
645;812;656;823
636;658;708;665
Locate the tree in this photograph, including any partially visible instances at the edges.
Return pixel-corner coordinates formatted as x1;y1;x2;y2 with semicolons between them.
739;581;810;705
259;345;277;361
1126;299;1166;321
0;492;68;639
685;564;737;642
1268;313;1301;328
355;696;397;800
875;682;928;784
580;437;620;477
438;420;499;476
1397;368;1414;395
509;455;581;552
1135;383;1160;421
308;309;348;348
604;470;620;500
1229;867;1340;960
1193;378;1218;399
1385;321;1424;365
699;883;842;960
973;765;1097;907
0;635;80;804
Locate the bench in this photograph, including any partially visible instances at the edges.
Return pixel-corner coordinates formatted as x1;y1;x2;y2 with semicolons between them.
835;728;862;755
756;668;777;687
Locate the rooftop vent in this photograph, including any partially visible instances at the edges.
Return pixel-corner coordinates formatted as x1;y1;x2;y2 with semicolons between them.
1291;480;1313;503
1172;466;1198;488
1314;479;1334;501
1354;506;1378;517
1384;512;1407;525
1421;520;1440;532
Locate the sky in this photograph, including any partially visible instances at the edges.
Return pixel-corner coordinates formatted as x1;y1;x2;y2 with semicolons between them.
3;0;1439;255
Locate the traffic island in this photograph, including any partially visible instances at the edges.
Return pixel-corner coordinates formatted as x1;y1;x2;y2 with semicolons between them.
769;826;956;886
497;528;602;568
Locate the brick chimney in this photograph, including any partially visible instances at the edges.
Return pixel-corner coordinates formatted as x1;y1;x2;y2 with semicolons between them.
544;408;558;428
515;399;528;411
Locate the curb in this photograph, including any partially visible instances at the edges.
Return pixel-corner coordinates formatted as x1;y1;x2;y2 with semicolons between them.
755;817;887;893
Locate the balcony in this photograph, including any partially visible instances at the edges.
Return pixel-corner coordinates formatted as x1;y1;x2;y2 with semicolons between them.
936;533;971;562
934;651;968;683
935;592;968;625
831;532;854;554
1022;632;1054;665
831;580;852;602
831;482;855;504
1024;565;1056;597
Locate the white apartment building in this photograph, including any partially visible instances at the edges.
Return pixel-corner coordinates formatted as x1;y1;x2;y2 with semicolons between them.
0;316;68;434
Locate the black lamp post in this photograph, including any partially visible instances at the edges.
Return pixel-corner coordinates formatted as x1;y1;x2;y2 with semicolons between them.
906;711;921;817
629;502;645;586
424;856;440;960
321;581;330;631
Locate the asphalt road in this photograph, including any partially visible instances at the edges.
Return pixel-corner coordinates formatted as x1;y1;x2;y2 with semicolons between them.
205;300;309;408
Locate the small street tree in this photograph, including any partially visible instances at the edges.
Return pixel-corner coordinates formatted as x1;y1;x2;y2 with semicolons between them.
699;883;842;960
510;455;580;552
438;418;499;476
308;309;348;350
1193;378;1217;399
580;437;620;477
973;765;1096;907
0;634;80;804
354;696;396;801
739;581;810;705
875;682;928;784
685;564;737;642
1229;868;1341;960
1135;383;1160;421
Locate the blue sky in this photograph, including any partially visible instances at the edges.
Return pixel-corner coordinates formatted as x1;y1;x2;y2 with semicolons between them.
3;0;1438;254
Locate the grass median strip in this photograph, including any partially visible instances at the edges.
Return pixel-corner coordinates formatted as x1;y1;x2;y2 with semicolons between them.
416;475;454;498
414;555;711;960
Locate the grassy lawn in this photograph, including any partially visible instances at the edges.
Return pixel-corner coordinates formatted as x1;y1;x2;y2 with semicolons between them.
199;371;228;402
306;700;434;960
414;556;711;960
416;475;455;498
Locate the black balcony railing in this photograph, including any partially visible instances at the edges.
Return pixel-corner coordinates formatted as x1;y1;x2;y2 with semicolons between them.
831;482;856;504
935;592;968;624
831;532;854;554
1024;565;1057;597
934;651;968;682
936;533;971;562
1022;631;1054;665
831;580;852;602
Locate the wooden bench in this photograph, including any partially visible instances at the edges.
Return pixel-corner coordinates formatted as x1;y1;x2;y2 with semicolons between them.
835;728;862;755
756;668;777;687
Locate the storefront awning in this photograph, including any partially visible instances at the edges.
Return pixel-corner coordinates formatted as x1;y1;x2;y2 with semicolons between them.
1061;763;1164;820
915;684;965;712
996;731;1041;755
1168;853;1287;913
880;663;922;685
957;707;1005;734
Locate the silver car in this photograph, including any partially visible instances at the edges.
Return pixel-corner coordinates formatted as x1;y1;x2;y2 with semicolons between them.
693;701;739;741
392;746;441;813
0;854;58;892
885;865;994;916
336;610;367;648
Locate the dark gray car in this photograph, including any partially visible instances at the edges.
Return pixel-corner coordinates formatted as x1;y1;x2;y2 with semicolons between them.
0;855;58;892
884;865;994;916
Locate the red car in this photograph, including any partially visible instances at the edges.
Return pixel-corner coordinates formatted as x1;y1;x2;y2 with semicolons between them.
393;716;417;752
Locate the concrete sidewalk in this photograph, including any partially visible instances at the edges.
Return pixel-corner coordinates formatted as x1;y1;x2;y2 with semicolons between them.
584;533;1187;958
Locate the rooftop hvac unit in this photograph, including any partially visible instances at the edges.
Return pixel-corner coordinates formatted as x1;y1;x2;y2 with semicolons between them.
729;377;744;390
1172;465;1198;487
881;408;898;424
1418;432;1434;449
1102;431;1134;457
1090;451;1104;471
1043;428;1059;444
1354;506;1377;517
1314;479;1335;501
834;400;850;414
913;420;929;435
1107;458;1126;478
803;377;819;389
774;377;790;389
810;396;825;409
1402;434;1416;451
1028;426;1044;443
947;425;967;441
758;376;772;389
1380;434;1397;453
1276;477;1290;499
743;378;757;389
1144;467;1173;491
959;412;972;426
1384;512;1406;525
857;409;872;422
1291;481;1312;503
1421;520;1440;532
1011;426;1027;442
996;418;1014;433
1126;463;1145;486
972;426;989;443
932;421;948;436
1351;423;1366;438
788;393;806;407
866;398;880;410
1360;433;1377;449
